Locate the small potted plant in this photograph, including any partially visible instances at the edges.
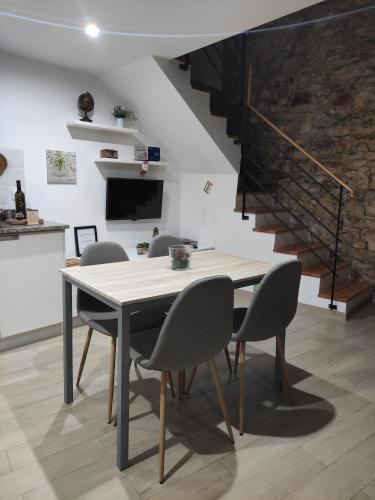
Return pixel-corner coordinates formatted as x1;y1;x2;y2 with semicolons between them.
112;105;137;128
142;242;150;254
136;243;144;255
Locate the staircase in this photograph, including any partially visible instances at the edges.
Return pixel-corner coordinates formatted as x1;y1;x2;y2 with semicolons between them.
177;37;373;317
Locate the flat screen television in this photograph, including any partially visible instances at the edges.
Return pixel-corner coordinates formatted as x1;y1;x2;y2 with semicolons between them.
106;177;163;220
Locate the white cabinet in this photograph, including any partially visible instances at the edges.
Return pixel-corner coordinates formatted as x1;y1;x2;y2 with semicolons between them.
0;231;65;338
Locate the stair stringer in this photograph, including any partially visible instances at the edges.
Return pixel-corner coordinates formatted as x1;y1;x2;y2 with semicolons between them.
155;57;241;172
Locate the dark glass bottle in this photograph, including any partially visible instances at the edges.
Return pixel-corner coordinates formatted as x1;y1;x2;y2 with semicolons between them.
15;180;27;219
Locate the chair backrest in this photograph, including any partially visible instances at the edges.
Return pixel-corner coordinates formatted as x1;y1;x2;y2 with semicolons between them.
146;276;234;371
147;234;183;258
235;260;302;342
77;242;128;312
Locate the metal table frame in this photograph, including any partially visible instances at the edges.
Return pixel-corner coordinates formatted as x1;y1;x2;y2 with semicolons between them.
62;273;283;471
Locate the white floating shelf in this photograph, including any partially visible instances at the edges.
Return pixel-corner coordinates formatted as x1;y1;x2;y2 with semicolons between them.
66;120;138;135
94;158;167;167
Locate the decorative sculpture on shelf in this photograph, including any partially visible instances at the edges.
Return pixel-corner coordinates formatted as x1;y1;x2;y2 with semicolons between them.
77;92;94;122
139;161;148;177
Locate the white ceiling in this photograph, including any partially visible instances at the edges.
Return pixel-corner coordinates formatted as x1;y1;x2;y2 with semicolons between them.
0;0;321;74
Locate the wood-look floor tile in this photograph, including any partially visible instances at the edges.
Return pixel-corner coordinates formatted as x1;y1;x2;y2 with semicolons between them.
289;434;375;500
0;293;373;499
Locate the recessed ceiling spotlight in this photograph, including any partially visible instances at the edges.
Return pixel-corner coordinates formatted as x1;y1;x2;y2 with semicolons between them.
85;24;100;38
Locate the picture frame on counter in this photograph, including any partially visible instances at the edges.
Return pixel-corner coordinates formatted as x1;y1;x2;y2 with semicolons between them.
74;225;98;257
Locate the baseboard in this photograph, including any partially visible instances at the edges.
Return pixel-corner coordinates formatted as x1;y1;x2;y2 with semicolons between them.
0;317;82;352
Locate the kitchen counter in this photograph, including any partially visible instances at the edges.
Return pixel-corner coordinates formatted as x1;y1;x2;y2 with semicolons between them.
0;220;69;236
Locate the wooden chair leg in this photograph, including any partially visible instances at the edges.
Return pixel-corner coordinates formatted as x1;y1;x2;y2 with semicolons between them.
185;366;198;395
159;371;167;483
76;327;93;387
234;342;240;375
207;358;234;444
239;341;246;435
182;369;186;393
107;337;116;424
276;336;295;406
224;346;233;373
177;371;183;400
167;371;175;397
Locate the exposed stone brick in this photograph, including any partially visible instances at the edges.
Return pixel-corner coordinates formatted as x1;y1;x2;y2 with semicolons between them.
246;0;375;285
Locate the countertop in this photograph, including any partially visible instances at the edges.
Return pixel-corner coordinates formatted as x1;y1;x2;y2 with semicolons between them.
0;220;69;235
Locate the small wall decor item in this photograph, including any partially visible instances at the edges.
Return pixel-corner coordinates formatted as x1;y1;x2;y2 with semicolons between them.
112;105;137;128
100;149;118;159
204;180;213;194
77;92;94;122
46;150;77;184
148;147;160;161
74;225;98;257
0;153;8;175
139;161;148;177
169;245;192;271
133;144;148;161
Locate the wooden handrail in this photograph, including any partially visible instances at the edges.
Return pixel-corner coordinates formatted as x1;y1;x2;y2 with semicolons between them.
246;65;354;197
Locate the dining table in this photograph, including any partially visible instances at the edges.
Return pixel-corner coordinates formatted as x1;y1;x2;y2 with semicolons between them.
60;250;278;471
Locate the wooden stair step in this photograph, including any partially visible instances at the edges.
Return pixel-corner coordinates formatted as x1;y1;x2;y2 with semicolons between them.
303;260;350;278
319;279;373;303
274;243;324;256
211;111;229;118
253;224;304;235
234;207;287;215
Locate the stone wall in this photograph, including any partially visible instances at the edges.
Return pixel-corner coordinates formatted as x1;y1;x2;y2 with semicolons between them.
246;0;375;284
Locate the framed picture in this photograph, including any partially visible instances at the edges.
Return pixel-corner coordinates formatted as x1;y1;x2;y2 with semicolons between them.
46;150;77;184
74;225;98;257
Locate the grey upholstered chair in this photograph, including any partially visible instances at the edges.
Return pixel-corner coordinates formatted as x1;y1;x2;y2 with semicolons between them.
232;260;302;435
147;234;183;258
76;241;168;424
129;276;235;483
148;234;233;385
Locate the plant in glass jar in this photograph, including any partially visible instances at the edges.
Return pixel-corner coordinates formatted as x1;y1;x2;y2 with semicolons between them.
169;245;192;271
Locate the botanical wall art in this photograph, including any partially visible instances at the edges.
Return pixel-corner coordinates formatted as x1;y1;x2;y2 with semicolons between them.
46;150;77;184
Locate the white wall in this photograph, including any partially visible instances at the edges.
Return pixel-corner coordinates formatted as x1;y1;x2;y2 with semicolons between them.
179;172;339;310
101;56;239;175
0;51;180;257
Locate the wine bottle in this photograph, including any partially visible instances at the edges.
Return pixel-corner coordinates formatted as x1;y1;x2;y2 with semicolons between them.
15;180;27;220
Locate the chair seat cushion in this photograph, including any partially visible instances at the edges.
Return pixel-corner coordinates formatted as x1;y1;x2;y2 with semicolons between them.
130;327;162;369
232;307;247;340
79;307;167;337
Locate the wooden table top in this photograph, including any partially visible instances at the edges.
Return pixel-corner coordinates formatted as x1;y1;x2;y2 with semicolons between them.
60;250;273;306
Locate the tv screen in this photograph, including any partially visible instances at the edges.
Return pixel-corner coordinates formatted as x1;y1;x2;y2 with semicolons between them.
106;177;163;220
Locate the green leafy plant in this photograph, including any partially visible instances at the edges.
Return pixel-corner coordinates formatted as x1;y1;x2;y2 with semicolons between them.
53;152;66;171
112;105;137;121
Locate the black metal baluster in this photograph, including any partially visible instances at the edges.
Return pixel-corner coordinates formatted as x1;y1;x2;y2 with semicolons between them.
329;186;344;310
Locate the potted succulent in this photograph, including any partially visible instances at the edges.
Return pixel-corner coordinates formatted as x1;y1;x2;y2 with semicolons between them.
112;105;137;128
142;242;150;254
136;243;144;255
